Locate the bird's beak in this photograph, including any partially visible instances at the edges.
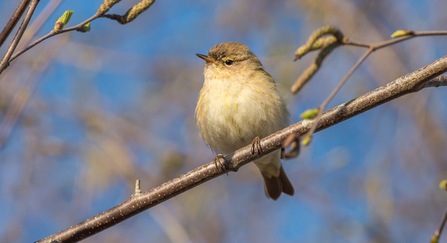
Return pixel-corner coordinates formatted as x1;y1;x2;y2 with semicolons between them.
196;54;217;64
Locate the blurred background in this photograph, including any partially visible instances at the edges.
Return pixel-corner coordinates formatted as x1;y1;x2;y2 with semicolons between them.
0;0;446;242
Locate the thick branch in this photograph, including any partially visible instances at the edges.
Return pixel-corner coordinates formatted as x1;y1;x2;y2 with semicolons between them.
36;56;447;243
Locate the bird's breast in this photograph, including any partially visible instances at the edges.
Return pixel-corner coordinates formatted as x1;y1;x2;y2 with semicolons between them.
196;75;287;154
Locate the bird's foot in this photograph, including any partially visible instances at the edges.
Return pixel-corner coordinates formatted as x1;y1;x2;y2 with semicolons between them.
250;136;263;156
213;154;228;175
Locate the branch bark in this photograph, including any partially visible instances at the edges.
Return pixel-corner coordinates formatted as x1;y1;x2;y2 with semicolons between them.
36;56;447;243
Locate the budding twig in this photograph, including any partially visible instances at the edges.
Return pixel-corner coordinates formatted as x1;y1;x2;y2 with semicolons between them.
288;27;447;152
0;0;157;75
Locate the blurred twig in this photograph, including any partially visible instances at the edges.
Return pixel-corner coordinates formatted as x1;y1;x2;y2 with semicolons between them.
431;206;447;243
0;0;63;150
431;181;447;243
0;0;31;47
149;204;193;243
0;35;69;150
36;55;447;243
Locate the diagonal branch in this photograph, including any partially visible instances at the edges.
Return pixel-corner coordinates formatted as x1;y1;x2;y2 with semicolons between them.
302;47;373;142
0;0;39;73
36;56;447;243
431;205;447;243
0;0;31;47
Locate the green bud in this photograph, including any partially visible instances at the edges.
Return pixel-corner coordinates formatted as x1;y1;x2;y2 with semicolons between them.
301;136;312;146
391;30;414;38
54;10;73;33
79;22;91;33
439;180;447;190
301;108;319;119
431;235;438;243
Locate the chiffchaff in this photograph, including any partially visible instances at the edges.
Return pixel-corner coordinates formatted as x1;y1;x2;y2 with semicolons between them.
195;42;294;200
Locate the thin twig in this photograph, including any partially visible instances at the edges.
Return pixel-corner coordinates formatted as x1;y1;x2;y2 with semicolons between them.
304;48;373;140
296;29;447;144
344;31;447;50
16;0;63;50
416;75;447;91
0;0;40;75
432;206;447;243
8;12;102;64
35;55;447;243
0;0;31;47
0;0;157;75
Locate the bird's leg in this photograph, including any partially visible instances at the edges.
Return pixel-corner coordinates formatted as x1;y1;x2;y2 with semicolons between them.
213;154;228;175
281;147;285;159
250;136;263;156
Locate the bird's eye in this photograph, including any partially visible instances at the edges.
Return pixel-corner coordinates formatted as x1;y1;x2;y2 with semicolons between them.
225;60;234;66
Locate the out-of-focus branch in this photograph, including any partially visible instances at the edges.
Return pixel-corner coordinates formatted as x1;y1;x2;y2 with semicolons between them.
0;0;31;47
0;35;69;151
0;0;39;74
36;56;447;243
431;181;447;243
431;206;447;243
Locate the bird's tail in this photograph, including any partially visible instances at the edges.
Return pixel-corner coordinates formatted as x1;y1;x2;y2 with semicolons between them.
261;166;294;200
255;151;294;200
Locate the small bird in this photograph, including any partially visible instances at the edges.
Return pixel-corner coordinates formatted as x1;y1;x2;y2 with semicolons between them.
195;42;294;200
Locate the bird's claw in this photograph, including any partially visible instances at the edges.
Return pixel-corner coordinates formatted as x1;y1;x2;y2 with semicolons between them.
250;136;263;156
213;154;228;175
281;133;301;159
